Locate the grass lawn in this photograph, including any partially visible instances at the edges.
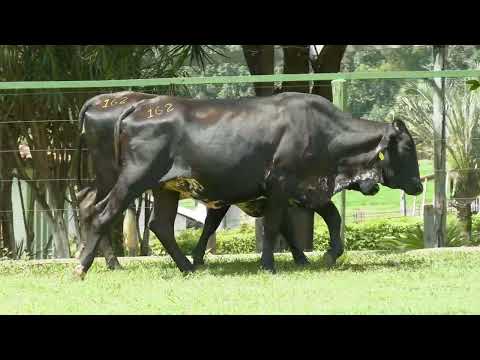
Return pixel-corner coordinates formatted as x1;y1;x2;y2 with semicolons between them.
1;247;479;315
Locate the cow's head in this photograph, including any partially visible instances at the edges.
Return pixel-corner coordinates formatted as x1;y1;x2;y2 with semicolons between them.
370;118;423;196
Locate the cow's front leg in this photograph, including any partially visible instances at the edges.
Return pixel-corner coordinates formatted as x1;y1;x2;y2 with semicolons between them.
192;206;230;267
315;201;343;268
261;185;289;273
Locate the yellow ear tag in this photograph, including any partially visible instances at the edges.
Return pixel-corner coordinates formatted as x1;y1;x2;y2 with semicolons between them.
379;152;385;161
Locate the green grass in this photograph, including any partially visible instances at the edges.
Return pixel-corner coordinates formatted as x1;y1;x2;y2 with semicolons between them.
1;247;480;314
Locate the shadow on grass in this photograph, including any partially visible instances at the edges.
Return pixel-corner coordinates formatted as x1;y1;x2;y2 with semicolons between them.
0;250;432;279
333;258;429;272
124;251;431;278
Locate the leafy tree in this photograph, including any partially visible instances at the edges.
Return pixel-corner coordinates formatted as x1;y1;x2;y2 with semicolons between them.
0;45;210;258
392;80;480;243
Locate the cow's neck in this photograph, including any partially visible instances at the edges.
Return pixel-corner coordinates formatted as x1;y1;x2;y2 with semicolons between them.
329;116;387;158
327;116;388;193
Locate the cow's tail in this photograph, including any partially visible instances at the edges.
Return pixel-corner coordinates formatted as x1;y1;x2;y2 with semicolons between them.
114;105;136;167
76;101;91;190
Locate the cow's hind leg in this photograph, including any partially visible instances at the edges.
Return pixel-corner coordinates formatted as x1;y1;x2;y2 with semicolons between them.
280;212;309;266
150;189;194;273
316;201;343;268
77;187;122;270
192;206;230;267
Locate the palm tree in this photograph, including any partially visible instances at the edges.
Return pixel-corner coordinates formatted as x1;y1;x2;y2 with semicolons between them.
0;45;217;258
392;79;480;243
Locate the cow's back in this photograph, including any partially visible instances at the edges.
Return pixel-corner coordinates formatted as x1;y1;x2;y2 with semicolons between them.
120;93;335;203
81;91;156;191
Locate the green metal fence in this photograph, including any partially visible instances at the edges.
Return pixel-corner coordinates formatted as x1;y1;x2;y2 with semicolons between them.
2;69;480;256
1;69;480;90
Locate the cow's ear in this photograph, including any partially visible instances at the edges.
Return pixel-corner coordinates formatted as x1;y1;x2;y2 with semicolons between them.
369;128;395;165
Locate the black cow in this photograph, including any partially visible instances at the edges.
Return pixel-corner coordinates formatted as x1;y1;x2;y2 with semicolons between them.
75;92;422;278
75;91;156;269
76;91;327;270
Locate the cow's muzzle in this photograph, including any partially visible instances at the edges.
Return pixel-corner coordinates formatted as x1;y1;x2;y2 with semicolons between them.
406;179;423;196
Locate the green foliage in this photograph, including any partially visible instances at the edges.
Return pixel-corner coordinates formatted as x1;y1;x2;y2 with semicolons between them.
341;46;432;120
182;45;254;99
467;79;480;91
0;45;218;259
392;80;480;219
150;223;257;256
150;215;480;257
341;46;479;124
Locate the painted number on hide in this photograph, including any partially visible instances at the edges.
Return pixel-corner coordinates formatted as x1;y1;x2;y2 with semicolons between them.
102;96;129;108
147;103;175;119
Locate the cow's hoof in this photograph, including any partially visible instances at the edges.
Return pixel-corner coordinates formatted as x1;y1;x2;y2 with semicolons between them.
293;255;310;266
106;258;123;271
180;261;195;274
322;252;337;269
73;265;86;281
260;264;277;274
192;257;205;268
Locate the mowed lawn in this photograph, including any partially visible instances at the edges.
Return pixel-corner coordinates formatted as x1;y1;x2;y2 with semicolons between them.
1;247;479;315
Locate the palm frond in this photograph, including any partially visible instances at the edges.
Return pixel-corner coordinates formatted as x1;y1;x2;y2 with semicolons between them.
167;45;226;71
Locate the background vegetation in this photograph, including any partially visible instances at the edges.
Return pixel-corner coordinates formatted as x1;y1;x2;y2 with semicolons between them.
2;45;480;260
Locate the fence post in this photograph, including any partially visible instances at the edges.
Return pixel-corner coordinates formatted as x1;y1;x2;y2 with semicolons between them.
332;79;348;243
423;205;436;248
400;191;407;216
432;45;448;247
421;178;428;216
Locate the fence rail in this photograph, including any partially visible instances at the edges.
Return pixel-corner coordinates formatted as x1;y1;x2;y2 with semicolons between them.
2;69;479;256
1;70;480;90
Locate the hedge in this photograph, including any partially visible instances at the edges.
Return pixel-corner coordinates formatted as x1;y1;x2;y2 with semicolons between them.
150;215;480;256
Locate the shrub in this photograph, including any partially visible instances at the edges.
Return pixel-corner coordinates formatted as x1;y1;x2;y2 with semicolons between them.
149;215;480;256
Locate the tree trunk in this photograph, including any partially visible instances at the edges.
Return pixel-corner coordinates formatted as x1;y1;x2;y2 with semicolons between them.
242;45;347;253
25;183;71;258
124;206;139;256
141;193;152;256
51;215;70;258
135;196;143;250
0;130;15;257
68;185;82;248
242;45;285;251
242;45;275;96
0;180;15;257
280;45;311;93
279;45;315;251
457;204;472;244
311;45;348;101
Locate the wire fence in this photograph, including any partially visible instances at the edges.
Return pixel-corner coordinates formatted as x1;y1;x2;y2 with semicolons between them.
2;69;480;257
